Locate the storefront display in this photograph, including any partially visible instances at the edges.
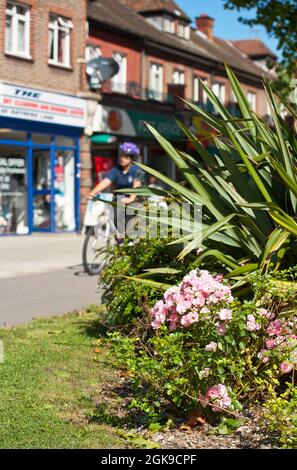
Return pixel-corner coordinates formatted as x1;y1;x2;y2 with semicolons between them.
0;82;87;235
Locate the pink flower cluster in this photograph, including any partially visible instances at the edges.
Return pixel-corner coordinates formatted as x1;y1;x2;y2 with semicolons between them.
256;313;297;373
201;384;232;412
150;270;233;330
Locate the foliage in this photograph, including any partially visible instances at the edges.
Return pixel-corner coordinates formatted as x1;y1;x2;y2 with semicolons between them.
107;269;297;438
223;0;297;74
100;237;185;326
261;381;297;448
120;66;297;292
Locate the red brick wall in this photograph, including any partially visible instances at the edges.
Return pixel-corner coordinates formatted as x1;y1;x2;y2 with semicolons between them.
0;0;86;95
88;26;142;85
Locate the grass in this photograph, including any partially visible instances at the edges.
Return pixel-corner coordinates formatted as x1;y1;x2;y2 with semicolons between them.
0;305;128;449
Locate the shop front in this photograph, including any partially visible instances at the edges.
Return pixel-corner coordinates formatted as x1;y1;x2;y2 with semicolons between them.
90;105;184;185
0;83;87;235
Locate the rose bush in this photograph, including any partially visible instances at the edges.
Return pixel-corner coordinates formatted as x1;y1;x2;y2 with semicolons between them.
108;268;297;433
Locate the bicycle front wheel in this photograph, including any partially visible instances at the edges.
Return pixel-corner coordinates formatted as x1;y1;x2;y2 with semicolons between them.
82;226;111;275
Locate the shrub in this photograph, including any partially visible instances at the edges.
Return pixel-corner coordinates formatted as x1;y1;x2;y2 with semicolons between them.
108;268;297;437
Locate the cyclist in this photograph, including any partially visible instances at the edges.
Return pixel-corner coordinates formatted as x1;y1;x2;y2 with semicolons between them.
88;142;145;236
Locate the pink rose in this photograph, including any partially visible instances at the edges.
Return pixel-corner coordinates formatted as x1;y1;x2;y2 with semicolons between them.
216;322;227;336
280;362;293;374
205;341;218;352
267;320;283;337
218;308;233;321
266;339;277;350
217;384;227;397
206;386;219;399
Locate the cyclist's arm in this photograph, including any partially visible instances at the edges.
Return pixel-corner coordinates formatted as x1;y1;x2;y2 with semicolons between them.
88;178;112;198
121;178;141;205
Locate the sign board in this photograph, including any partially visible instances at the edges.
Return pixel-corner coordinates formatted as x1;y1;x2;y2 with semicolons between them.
0;82;87;128
92;105;183;141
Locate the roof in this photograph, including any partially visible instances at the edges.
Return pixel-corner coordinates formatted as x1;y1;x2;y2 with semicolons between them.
231;39;277;59
88;0;275;81
122;0;190;21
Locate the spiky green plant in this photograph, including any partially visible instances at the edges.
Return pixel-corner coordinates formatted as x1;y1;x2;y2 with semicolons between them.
117;66;297;292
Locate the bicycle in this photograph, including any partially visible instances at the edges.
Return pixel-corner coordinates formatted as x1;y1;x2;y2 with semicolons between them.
82;193;118;275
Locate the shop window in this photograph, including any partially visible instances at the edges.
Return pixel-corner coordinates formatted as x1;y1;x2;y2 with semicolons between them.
0;129;27;141
48;14;73;67
5;2;31;58
111;52;127;94
32;133;52;145
0;145;28;234
55;136;75;147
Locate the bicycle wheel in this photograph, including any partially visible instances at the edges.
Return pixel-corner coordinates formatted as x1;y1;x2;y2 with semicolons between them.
82;226;111;275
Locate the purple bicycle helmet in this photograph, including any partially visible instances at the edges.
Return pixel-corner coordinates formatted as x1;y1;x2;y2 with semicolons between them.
119;142;140;158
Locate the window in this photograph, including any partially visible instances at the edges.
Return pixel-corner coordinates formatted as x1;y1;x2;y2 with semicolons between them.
193;76;208;103
177;23;184;38
149;63;163;101
247;91;257;111
5;2;30;57
173;69;185;85
111;52;127;93
163;16;174;33
48;15;72;67
212;82;225;104
85;45;101;62
177;23;190;39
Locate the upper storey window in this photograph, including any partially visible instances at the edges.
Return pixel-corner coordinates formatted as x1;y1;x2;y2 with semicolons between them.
5;2;31;57
48;15;73;67
163;16;175;33
177;22;190;40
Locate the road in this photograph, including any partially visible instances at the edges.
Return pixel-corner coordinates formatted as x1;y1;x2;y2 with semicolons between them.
0;234;101;326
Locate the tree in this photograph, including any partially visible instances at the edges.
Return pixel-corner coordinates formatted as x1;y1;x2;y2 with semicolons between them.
223;0;297;73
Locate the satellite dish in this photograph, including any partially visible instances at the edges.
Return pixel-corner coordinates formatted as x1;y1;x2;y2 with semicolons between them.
86;57;120;90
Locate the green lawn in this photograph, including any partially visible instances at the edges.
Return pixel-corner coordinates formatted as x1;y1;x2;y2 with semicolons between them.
0;306;127;449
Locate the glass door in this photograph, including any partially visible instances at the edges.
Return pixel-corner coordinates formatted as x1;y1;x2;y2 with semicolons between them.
54;149;75;231
32;148;52;231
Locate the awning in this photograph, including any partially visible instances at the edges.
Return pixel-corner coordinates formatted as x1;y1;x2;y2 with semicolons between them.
92;105;183;141
90;134;116;144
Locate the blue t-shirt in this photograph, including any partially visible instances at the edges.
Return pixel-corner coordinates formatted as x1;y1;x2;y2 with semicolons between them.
106;164;144;190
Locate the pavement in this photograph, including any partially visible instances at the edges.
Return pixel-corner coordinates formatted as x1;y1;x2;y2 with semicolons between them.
0;234;101;327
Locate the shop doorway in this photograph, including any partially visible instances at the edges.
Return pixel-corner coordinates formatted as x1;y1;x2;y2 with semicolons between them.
32;147;76;232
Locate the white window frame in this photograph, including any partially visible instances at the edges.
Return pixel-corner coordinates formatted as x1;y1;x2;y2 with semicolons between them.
48;14;73;67
163;16;174;34
173;69;185;85
177;23;185;38
212;82;225;104
149;63;163;101
5;2;31;58
85;45;101;62
184;25;190;40
111;52;127;94
193;76;208;103
247;91;257;111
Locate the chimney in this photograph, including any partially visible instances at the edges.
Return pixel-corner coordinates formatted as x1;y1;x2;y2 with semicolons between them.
195;14;214;40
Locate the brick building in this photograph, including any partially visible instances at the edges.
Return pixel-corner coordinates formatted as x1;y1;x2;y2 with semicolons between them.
0;0;276;236
0;0;87;235
83;0;276;211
